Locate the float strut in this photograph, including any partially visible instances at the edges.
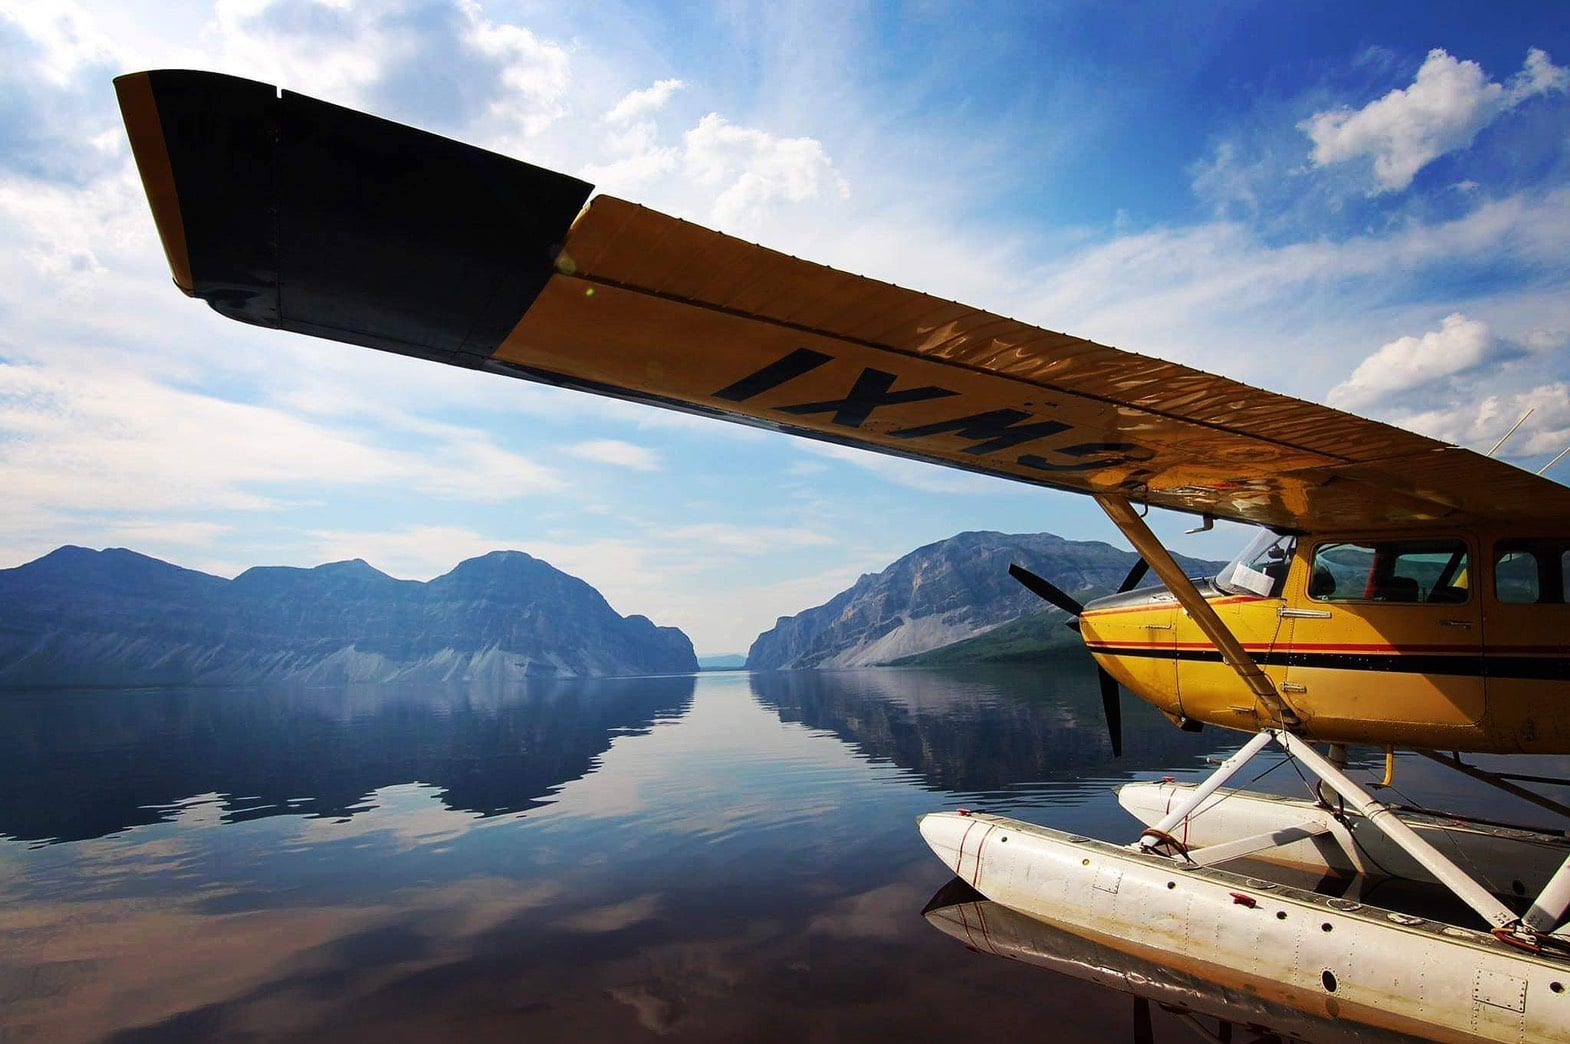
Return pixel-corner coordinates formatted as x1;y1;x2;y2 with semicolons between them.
1276;732;1518;932
1138;731;1275;852
1524;855;1570;935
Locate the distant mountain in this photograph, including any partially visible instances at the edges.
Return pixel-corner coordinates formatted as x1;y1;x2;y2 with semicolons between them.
746;531;1227;670
0;547;697;688
889;609;1091;667
697;654;747;670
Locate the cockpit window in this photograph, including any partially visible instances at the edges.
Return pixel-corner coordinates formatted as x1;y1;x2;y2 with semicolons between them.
1309;540;1469;603
1494;540;1570;604
1215;530;1295;597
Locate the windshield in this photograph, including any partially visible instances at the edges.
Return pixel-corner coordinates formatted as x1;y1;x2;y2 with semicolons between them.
1215;529;1296;597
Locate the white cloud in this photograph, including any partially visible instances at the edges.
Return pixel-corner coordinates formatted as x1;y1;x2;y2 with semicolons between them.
605;78;685;124
577;148;681;195
206;0;571;153
462;6;573;143
1326;319;1570;463
1394;382;1570;457
582;97;856;234
102;520;234;548
0;3;118;86
567;438;663;471
1524;329;1570;353
210;0;381;100
0;363;564;521
682;113;850;228
661;523;831;554
1301;47;1569;192
1328;312;1496;409
1013;186;1570;385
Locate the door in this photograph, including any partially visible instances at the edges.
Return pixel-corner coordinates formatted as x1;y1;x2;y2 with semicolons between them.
1484;537;1570;751
1280;535;1484;742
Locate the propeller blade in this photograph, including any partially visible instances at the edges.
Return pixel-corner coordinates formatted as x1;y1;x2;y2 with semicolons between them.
1008;563;1085;617
1009;562;1119;750
1098;667;1124;757
1117;557;1150;593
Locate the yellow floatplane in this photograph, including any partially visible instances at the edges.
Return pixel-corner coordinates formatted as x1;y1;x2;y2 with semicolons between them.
117;71;1570;1041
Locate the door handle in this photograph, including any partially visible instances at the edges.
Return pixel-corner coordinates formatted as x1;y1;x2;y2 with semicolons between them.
1278;607;1332;619
1439;619;1473;628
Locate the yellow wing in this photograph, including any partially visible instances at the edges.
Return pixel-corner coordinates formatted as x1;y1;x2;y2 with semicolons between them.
116;70;1570;533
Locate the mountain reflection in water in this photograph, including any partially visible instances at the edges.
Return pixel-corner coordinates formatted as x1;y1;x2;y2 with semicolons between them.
0;666;1475;1042
0;676;696;845
750;660;1217;806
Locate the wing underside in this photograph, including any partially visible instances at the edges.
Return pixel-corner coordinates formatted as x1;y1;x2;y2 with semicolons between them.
115;70;1570;533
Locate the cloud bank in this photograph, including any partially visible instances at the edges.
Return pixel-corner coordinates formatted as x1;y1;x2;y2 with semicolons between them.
1302;48;1568;192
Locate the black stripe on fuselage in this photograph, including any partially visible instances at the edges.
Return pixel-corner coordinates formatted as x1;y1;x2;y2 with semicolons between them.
1089;645;1570;681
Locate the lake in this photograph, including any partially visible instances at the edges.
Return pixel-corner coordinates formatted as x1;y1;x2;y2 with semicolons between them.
0;662;1555;1041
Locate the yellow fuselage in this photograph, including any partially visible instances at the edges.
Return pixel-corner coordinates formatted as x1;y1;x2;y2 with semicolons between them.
1081;525;1570;753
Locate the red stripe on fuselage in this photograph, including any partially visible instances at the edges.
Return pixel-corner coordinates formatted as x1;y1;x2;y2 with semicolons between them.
1082;595;1265;619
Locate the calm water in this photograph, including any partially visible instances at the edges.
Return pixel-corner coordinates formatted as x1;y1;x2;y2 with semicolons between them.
0;663;1557;1042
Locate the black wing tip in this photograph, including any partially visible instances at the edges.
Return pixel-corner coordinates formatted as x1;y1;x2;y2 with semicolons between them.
119;69;594;362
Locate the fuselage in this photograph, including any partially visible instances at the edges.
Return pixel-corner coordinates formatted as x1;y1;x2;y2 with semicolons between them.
1081;525;1570;753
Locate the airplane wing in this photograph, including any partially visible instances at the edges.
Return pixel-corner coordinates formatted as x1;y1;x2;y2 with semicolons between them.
115;70;1570;534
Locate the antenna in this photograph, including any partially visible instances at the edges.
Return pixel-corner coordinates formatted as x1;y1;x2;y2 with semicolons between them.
1487;408;1534;457
1538;445;1570;477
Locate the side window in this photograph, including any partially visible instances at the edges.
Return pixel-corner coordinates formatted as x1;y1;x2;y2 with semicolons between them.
1493;541;1570;604
1309;540;1470;603
1309;543;1372;601
1495;550;1541;603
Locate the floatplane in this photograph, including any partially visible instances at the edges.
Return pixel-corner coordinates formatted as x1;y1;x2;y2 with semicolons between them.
117;71;1570;1040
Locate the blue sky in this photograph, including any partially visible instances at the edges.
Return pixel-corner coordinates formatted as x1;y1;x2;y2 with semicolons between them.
2;1;1568;655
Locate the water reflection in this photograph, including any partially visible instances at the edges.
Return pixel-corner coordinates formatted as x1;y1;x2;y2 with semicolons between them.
0;676;694;844
749;662;1222;808
922;879;1414;1043
0;668;1511;1042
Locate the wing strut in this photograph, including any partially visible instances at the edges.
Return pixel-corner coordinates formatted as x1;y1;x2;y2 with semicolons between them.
1092;495;1297;727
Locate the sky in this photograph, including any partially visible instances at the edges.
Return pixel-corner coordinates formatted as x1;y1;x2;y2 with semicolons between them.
2;1;1569;655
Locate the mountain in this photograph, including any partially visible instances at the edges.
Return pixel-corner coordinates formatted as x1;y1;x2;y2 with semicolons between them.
746;531;1227;670
889;609;1091;667
0;546;697;688
697;654;747;670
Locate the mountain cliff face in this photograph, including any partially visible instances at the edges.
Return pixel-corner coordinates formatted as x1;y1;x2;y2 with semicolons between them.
746;531;1226;670
0;547;697;687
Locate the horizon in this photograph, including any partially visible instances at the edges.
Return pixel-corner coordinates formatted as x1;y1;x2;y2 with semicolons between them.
3;3;1568;654
14;525;1219;655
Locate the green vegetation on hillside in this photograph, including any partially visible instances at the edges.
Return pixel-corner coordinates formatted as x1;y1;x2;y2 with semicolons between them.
889;609;1094;666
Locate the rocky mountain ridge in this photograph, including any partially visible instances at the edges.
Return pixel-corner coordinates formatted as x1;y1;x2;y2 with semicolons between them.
746;530;1226;670
0;546;697;687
